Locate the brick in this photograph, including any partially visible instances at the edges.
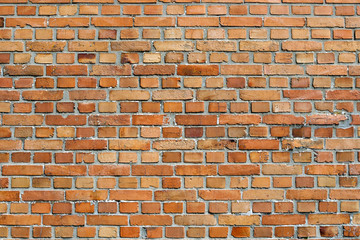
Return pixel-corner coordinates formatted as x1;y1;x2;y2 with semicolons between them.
197;41;236;51
263;165;302;175
135;17;175;26
22;191;64;201
221;17;262;26
219;115;261;125
243;190;283;200
218;215;260;226
178;17;218;26
0;191;19;201
45;165;86;176
3;115;44;126
305;165;346;175
6;18;46;27
177;65;219;76
68;41;108;52
154;41;194;51
130;215;172;226
199;190;241;200
306;114;347;125
308;214;350;224
0;215;41;225
264;17;305;26
221;65;263;75
283;90;322;100
307;65;347;75
240;41;279;51
133;165;173;176
110;190;152;200
49;18;89;27
263;215;305;225
24;140;62;150
175;115;217;126
176;165;217;176
239;140;279;150
197;90;236;100
307;17;344;27
282;41;322;51
109;140;150;150
155;190;196;201
87;215;127;225
287;190;327;200
4;65;43;76
27;41;66;52
0;42;23;51
91;17;132;26
134;65;175;75
265;65;304;75
88;115;130;126
153;140;195;150
175;215;216;225
330;190;360;200
65;140;107;150
326;90;360;100
90;65;131;76
240;90;280;101
109;90;149;101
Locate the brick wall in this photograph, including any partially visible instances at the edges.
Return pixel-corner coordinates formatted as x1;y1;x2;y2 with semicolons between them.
0;0;359;238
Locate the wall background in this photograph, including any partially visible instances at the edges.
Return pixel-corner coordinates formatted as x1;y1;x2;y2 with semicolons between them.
0;0;359;238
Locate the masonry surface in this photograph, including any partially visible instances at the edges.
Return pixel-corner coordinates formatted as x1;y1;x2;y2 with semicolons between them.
0;0;360;239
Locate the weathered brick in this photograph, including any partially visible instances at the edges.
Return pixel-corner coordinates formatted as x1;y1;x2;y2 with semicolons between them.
110;190;152;200
4;65;43;76
264;65;304;75
263;215;305;225
130;215;172;226
221;17;262;26
240;41;279;51
178;17;218;26
135;17;175;26
66;190;107;201
264;17;305;27
153;90;193;100
199;190;241;200
155;190;196;201
87;215;127;225
0;42;23;52
27;41;66;52
197;41;236;51
109;140;150;150
219;165;260;175
90;65;131;76
45;165;86;176
22;191;64;201
50;18;89;27
282;41;322;51
221;65;263;75
0;215;41;225
91;17;132;26
134;65;175;75
178;65;219;76
154;41;194;51
307;65;347;75
65;140;107;150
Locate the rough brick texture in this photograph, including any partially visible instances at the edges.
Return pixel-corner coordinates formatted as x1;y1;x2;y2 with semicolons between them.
0;0;359;239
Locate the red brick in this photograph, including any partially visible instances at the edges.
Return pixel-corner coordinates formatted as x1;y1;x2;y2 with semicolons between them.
130;215;172;226
65;140;107;150
178;65;219;76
